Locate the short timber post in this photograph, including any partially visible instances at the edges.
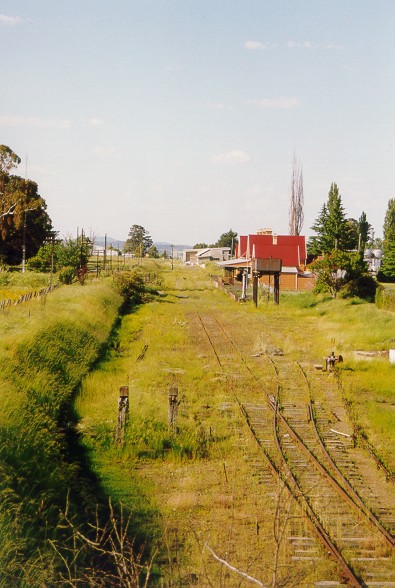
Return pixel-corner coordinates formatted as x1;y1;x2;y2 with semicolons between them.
252;273;259;307
115;386;129;446
274;273;280;304
241;269;248;300
168;385;178;434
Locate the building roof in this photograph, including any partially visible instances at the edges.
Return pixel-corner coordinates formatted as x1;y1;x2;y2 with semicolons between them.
236;233;307;266
217;257;251;268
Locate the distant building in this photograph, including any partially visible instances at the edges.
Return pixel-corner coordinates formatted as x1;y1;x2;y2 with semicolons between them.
92;245;121;257
218;229;314;291
183;247;231;265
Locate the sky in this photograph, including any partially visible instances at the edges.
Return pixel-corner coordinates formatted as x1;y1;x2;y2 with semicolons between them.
0;1;394;245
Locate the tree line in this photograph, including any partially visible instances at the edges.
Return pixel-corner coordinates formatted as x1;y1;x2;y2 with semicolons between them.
1;143;394;289
306;182;395;296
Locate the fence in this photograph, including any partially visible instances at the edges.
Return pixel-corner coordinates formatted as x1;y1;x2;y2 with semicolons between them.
0;283;59;312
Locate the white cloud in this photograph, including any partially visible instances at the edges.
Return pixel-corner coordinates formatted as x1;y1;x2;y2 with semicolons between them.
0;115;72;128
210;150;250;164
244;40;273;50
0;14;21;25
88;117;105;127
247;97;299;110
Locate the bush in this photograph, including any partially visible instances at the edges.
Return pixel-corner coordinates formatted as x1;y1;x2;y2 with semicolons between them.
113;268;145;303
58;266;75;284
0;272;10;287
340;275;377;301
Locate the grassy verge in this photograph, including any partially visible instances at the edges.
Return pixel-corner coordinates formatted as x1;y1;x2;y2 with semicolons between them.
0;280;124;586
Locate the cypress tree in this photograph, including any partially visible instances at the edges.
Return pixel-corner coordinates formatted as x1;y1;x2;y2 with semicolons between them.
379;198;395;281
308;183;350;255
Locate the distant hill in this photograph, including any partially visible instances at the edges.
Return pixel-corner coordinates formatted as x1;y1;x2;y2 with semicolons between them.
94;237;191;254
154;242;192;254
94;236;125;249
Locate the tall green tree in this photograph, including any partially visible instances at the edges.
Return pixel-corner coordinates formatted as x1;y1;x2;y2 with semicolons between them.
0;164;53;265
123;224;153;257
308;183;354;256
147;244;159;258
383;198;395;245
0;144;21;177
378;198;395;281
215;228;238;253
358;211;372;251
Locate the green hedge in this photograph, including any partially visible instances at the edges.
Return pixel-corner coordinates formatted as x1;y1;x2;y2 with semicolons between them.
376;284;395;311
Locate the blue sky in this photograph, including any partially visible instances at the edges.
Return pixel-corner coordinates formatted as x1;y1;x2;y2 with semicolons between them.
1;1;394;245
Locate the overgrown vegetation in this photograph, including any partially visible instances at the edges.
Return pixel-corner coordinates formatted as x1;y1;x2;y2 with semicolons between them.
0;261;393;586
76;262;394;585
376;284;395;311
0;281;136;585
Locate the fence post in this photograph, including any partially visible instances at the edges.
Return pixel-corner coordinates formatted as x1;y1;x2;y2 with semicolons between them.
252;273;259;307
168;385;178;434
115;386;129;446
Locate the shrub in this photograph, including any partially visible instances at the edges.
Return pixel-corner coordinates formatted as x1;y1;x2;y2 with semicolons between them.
58;266;75;284
0;272;10;287
113;268;145;303
340;275;377;301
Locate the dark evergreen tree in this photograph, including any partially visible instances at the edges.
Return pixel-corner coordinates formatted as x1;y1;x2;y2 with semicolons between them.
379;198;395;281
383;198;395;245
308;183;354;255
216;228;238;252
358;211;372;251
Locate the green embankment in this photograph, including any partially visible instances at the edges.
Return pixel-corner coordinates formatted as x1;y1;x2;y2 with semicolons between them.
0;281;123;586
376;283;395;311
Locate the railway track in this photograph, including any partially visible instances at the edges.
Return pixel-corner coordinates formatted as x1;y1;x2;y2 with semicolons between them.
195;309;395;587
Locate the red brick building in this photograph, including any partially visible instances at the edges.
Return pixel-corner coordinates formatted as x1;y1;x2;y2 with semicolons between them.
225;229;315;291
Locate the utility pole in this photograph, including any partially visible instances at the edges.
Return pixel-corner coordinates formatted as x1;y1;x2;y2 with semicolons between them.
22;160;28;273
171;244;174;269
22;207;27;273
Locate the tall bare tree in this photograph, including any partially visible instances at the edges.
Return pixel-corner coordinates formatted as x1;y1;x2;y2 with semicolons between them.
288;154;304;235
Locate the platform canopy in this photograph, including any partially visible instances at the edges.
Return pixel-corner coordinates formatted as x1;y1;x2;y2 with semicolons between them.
216;257;251;269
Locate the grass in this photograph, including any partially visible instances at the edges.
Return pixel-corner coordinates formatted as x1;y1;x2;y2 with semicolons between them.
0;270;54;300
0;262;393;585
77;261;394;585
0;279;124;586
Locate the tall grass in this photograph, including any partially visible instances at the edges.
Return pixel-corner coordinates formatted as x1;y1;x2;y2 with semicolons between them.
2;262;393;584
0;270;53;300
376;283;395;311
0;281;123;586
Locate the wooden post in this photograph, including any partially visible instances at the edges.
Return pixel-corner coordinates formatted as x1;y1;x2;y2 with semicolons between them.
115;386;129;446
252;273;259;307
274;273;280;304
168;385;178;434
